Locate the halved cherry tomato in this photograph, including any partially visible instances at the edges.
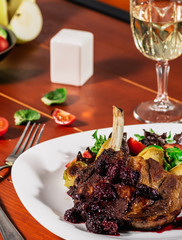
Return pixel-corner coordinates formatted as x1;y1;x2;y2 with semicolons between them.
163;144;182;151
82;150;92;159
0;117;9;137
127;137;146;155
52;108;76;125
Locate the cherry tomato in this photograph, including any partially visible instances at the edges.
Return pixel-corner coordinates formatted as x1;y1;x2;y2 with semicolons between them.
0;117;9;137
52;108;76;125
0;36;9;52
127;137;146;155
82;150;92;159
163;144;182;151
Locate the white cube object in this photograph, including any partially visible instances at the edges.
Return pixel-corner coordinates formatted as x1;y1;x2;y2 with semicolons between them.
50;28;94;86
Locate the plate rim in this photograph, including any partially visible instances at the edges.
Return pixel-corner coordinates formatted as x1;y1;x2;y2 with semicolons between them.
12;123;182;240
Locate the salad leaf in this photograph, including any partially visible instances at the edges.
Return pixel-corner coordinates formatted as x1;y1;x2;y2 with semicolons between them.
166;147;182;168
148;128;155;133
136;129;168;147
14;109;40;125
91;130;107;155
166;131;175;144
174;132;182;145
134;134;145;141
134;129;154;141
133;129;181;172
163;158;172;171
41;88;67;106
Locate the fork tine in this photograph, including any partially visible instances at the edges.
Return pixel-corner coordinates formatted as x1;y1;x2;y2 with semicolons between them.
17;122;36;155
2;122;45;169
10;121;31;155
26;123;40;150
34;124;45;145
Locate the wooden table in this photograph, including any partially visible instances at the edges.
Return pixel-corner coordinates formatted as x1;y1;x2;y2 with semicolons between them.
0;0;182;239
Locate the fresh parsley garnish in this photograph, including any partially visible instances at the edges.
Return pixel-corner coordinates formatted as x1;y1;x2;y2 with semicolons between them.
91;130;107;155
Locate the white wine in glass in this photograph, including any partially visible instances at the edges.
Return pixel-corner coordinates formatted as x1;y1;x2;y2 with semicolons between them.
130;0;182;123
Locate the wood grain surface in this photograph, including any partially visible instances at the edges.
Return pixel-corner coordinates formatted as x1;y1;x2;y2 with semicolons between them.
0;0;182;239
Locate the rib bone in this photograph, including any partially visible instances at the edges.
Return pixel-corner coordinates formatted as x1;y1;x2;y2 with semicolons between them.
109;106;124;151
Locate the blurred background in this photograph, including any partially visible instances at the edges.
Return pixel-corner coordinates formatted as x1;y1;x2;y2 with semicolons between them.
68;0;130;22
99;0;129;12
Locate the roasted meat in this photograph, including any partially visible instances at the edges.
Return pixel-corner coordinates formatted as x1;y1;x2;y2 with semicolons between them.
64;148;182;235
64;106;182;235
124;155;182;229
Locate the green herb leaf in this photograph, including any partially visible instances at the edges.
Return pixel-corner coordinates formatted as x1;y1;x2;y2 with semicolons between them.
91;130;107;155
134;134;145;141
166;147;182;168
163;158;172;171
41;88;67;106
166;131;175;144
14;109;40;125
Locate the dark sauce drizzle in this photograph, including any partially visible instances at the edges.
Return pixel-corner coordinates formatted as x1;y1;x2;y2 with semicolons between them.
156;216;182;233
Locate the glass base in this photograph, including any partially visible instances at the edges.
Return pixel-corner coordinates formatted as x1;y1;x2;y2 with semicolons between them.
134;100;182;123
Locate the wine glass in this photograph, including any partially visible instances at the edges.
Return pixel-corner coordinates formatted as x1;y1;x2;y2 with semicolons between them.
130;0;182;123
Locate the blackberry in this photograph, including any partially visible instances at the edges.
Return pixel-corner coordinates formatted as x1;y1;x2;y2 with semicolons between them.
67;186;76;198
106;159;124;183
136;184;161;200
120;166;140;186
64;207;84;223
80;201;105;218
92;182;117;201
95;153;111;176
67;186;84;200
102;218;119;235
86;215;119;235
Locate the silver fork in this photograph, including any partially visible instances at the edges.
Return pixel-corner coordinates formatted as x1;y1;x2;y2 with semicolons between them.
0;121;45;240
0;206;24;240
0;121;45;171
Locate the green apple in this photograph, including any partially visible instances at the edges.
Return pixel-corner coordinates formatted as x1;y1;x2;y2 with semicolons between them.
8;0;36;20
8;1;43;44
0;0;8;26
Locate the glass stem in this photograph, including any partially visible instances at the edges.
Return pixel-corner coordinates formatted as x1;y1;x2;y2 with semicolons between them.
153;60;173;111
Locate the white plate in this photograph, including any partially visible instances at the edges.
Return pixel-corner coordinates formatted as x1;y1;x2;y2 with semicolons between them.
12;123;182;240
